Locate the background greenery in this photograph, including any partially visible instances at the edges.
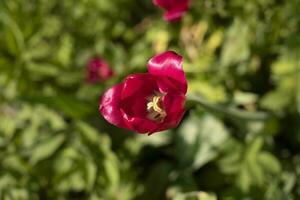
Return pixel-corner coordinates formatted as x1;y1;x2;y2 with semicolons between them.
0;0;299;199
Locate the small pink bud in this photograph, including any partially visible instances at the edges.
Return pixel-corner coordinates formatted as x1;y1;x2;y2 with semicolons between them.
86;58;113;82
153;0;191;22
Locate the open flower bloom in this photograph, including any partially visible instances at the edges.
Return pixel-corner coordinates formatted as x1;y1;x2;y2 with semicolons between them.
153;0;191;22
99;51;187;134
86;58;113;82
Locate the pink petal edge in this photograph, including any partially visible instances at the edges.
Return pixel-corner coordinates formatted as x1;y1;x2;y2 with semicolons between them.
99;83;128;129
164;9;186;21
147;51;187;93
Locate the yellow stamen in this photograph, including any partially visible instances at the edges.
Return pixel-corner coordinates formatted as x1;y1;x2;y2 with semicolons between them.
147;95;166;121
147;96;163;113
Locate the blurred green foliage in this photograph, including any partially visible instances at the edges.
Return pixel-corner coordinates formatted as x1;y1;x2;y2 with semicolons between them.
0;0;300;199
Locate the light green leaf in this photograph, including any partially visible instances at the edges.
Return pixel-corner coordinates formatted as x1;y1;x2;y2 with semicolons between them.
26;62;60;78
246;137;263;159
0;12;24;55
76;121;100;145
257;152;281;174
56;34;73;67
103;157;120;188
29;134;65;165
220;18;250;68
295;59;300;114
177;113;229;169
85;160;97;191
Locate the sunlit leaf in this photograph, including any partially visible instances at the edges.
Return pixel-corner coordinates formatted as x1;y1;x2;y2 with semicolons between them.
220;19;250;68
173;191;217;200
176;113;229;169
29;134;65;165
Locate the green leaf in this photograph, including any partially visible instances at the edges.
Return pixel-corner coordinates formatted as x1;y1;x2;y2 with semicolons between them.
260;86;293;113
103;157;120;188
25;62;60;78
265;182;291;200
188;80;227;103
140;162;172;200
176;113;229;169
55;34;73;67
237;165;252;192
0;12;24;55
22;95;93;118
217;139;243;174
295;60;300;114
246;137;263;159
76;121;100;145
0;115;16;138
85;159;97;191
29;134;65;165
261;55;299;113
220;18;250;68
257;152;281;174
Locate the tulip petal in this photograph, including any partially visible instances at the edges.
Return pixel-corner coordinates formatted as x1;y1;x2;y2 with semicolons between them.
121;110;159;134
153;0;173;10
164;8;187;21
99;83;128;129
153;0;190;22
147;51;187;93
161;93;186;129
120;73;159;118
163;93;185;114
121;73;158;100
157;76;183;94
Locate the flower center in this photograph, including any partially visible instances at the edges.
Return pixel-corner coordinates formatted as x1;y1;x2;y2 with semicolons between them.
147;94;166;122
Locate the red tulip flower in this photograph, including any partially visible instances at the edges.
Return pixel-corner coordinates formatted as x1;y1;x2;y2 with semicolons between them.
153;0;191;22
86;58;113;82
99;51;187;134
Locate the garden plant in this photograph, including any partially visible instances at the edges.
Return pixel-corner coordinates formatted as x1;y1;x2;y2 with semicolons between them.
0;0;300;199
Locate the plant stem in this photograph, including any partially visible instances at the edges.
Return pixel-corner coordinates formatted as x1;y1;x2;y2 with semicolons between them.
186;94;270;122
